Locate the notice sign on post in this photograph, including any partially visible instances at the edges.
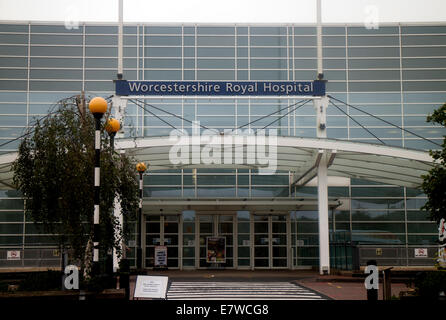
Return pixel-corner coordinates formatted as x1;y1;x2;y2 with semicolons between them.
154;246;167;267
134;276;168;299
206;237;226;263
7;250;20;260
415;248;428;258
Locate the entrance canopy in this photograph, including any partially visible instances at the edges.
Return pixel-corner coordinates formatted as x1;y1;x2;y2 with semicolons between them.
115;135;434;189
0;136;434;190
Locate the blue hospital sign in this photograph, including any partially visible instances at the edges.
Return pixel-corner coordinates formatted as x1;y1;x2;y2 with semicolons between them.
115;80;325;96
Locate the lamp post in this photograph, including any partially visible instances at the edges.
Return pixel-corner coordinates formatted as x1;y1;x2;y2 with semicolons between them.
88;97;108;276
136;162;147;270
105;118;121;276
105;118;121;152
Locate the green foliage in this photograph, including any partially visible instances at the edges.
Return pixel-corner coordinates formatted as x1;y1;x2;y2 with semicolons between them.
414;271;446;299
0;282;8;292
12;97;139;276
421;102;446;223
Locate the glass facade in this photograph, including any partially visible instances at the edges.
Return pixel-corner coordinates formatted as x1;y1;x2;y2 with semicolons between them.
0;22;444;269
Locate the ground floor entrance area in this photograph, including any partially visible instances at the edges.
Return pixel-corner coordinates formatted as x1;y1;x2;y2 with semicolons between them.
142;209;310;270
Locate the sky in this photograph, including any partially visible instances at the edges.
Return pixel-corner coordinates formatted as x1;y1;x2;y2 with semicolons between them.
0;0;445;24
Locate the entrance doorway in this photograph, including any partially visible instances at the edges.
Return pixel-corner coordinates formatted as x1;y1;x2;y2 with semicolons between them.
253;214;289;269
144;214;180;268
197;214;235;269
142;210;295;270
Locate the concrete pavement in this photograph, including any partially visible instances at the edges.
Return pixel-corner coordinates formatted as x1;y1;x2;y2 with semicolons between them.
128;269;415;300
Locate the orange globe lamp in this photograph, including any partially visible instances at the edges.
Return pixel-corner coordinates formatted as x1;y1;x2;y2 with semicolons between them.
89;97;108;116
136;162;147;173
105;118;121;134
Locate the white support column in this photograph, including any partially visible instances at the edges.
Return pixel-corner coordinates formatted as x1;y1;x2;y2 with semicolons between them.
316;0;323;76
315;0;330;275
317;150;330;275
314;96;330;275
112;94;127;272
117;0;123;78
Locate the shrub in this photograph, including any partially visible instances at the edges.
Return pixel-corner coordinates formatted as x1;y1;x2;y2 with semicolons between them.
414;271;446;299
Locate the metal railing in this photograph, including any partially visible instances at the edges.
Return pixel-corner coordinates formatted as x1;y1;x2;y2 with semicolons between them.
0;248;62;269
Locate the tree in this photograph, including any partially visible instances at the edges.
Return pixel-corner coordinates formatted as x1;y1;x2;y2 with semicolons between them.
421;102;446;224
12;96;139;279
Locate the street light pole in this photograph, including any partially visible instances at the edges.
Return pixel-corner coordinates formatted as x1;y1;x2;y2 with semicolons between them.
105;118;121;152
136;162;147;270
88;97;108;276
105;117;121;276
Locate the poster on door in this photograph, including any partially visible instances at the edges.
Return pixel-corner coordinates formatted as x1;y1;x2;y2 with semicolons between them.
206;237;226;263
154;246;167;267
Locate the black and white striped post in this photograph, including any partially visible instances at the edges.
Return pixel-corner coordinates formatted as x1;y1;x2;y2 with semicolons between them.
105;118;120;152
136;162;147;270
89;97;108;276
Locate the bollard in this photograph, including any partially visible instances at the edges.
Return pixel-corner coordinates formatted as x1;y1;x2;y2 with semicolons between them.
365;260;378;301
382;267;393;300
119;258;130;300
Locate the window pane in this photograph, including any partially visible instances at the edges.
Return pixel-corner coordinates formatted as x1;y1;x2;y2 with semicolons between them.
31;46;83;56
251;27;287;35
197;59;235;69
349;47;399;57
198;36;234;46
403;70;446;80
349;59;400;69
403;47;446;57
31;24;82;33
0;34;28;44
349;82;401;92
351;199;404;210
348;36;399;46
85;35;117;45
145;36;182;46
31;57;82;68
0;45;27;55
30;69;82;80
0;69;27;79
197;27;234;35
145;58;181;69
197;47;234;57
31;34;82;45
352;210;405;221
403;58;446;68
402;35;446;45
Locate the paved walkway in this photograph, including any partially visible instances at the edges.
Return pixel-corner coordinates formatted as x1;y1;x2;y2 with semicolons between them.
295;279;410;300
129;270;414;300
166;281;326;300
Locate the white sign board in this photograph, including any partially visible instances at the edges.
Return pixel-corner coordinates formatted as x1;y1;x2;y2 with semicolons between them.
154;246;167;267
7;250;20;260
438;246;446;268
134;276;168;299
414;248;428;258
439;219;446;242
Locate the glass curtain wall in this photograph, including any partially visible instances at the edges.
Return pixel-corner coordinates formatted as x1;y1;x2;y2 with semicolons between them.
0;22;443;268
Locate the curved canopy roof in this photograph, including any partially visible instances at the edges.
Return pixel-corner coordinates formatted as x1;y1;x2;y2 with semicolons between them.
0;136;435;190
115;135;434;189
